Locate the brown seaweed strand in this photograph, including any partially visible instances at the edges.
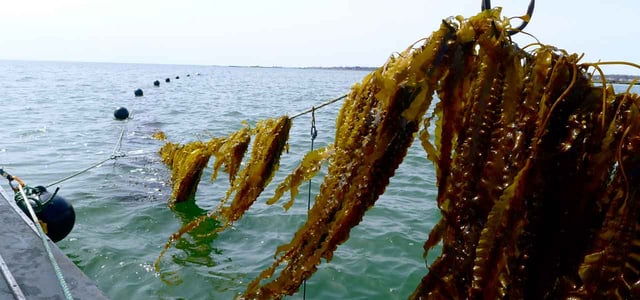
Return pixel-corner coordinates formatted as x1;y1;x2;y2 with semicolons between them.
210;125;251;184
518;57;573;298
519;56;608;298
417;42;476;263
417;37;476;262
431;40;476;201
243;22;456;300
572;96;640;298
440;37;504;296
166;141;216;207
503;46;557;298
265;145;334;210
469;45;526;299
155;117;291;272
411;12;507;299
221;116;291;223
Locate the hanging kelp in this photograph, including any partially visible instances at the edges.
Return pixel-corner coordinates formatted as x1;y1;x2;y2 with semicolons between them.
156;124;250;207
155;7;640;299
210;123;251;185
407;13;640;300
218;116;291;223
158;139;220;207
243;15;455;299
266;145;334;211
240;9;640;300
156;117;292;268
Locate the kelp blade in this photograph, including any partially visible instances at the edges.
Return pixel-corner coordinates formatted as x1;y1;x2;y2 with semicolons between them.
242;18;457;299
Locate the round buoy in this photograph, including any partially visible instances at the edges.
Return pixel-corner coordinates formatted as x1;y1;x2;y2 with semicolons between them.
17;186;75;243
134;88;143;97
165;78;170;83
175;76;180;79
114;107;130;120
187;74;190;77
153;80;160;86
37;191;75;242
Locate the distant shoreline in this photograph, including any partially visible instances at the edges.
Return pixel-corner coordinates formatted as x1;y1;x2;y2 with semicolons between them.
1;60;638;78
592;80;639;85
227;65;377;72
592;74;639;85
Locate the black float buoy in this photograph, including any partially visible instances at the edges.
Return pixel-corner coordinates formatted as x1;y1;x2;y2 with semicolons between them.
153;80;160;86
187;74;190;77
134;88;143;97
175;76;180;79
17;186;75;243
114;107;130;120
165;78;170;83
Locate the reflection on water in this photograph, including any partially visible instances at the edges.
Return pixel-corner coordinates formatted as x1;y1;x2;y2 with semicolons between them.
170;200;223;268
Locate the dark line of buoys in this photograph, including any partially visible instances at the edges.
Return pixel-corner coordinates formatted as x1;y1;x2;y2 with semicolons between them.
115;72;200;121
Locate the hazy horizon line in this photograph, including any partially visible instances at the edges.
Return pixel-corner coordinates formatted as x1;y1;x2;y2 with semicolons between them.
0;58;378;70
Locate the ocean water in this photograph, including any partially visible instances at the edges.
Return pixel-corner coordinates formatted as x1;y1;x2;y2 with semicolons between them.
0;60;440;299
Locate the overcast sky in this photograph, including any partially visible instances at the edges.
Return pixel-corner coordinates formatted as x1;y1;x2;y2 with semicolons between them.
1;0;638;74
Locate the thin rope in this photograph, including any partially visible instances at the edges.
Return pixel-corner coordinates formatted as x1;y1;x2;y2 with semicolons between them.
45;123;127;188
289;94;347;120
302;107;318;300
111;123;127;157
0;252;26;300
16;184;73;300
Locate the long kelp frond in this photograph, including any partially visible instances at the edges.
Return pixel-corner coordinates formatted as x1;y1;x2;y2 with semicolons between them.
159;139;221;207
266;145;334;211
156;117;292;270
242;15;459;299
219;116;291;224
210;123;251;185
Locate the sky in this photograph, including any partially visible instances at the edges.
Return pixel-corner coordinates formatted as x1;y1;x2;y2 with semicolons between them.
1;0;639;75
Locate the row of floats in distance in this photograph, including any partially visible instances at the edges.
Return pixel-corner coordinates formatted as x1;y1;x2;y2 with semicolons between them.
115;72;202;120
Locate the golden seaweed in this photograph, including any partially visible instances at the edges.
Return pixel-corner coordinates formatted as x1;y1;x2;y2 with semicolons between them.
219;116;291;223
408;11;640;300
156;117;292;270
266;145;334;211
242;17;457;299
152;130;167;141
157;125;249;207
159;140;219;207
210;124;251;185
155;8;640;299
